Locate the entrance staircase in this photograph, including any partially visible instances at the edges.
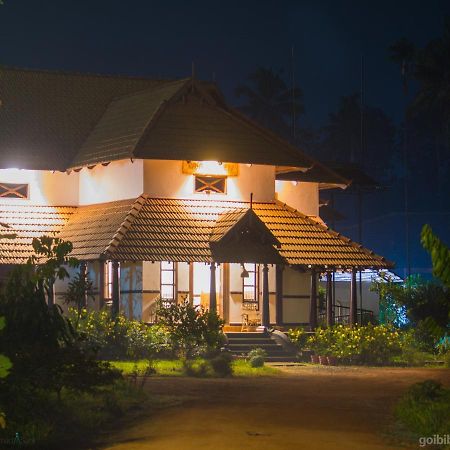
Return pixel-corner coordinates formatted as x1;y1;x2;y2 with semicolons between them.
225;331;298;362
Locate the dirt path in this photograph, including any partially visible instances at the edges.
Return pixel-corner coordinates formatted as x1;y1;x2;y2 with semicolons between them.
98;366;449;450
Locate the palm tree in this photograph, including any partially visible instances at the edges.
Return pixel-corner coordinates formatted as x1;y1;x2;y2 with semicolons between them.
388;38;417;279
412;18;450;134
235;67;304;139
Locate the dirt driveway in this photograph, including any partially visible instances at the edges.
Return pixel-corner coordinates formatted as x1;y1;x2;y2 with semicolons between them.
98;366;449;450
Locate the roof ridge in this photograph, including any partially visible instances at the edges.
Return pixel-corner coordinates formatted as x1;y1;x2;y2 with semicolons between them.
0;64;176;83
104;195;147;257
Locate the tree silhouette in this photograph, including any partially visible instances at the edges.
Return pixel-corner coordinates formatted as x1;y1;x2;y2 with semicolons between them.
235;67;304;139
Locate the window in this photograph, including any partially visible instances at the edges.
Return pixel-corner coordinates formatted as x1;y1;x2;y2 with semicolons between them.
242;264;258;305
194;175;226;194
103;261;114;300
0;182;29;199
161;261;177;301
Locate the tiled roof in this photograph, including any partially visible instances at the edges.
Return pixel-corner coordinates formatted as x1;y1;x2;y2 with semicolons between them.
59;195;392;269
58;198;143;260
0;203;75;264
71;80;190;168
0;67;320;172
0;66;166;170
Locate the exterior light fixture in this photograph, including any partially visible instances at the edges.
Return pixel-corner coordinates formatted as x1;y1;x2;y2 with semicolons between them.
240;264;249;278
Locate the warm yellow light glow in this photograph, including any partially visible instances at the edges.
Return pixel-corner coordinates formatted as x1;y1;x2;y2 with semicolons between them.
182;161;238;176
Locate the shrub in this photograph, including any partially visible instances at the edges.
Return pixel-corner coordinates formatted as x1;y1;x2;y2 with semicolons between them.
70;308;172;360
209;351;233;377
182;359;211;377
307;324;402;365
249;355;265;368
247;348;267;368
156;300;225;358
395;380;450;437
287;327;308;350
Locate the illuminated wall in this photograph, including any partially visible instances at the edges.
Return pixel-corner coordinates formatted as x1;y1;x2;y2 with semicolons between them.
0;168;79;206
78;159;144;205
275;180;319;216
143;160;275;202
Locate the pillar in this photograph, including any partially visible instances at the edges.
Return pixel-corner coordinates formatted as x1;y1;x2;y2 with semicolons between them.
222;263;230;324
262;264;270;328
349;269;358;326
275;265;283;325
209;262;217;312
111;261;120;318
309;268;317;330
326;271;333;327
80;261;88;309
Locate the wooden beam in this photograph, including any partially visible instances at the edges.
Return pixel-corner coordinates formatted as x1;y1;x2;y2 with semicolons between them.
209;262;217;312
349;269;358;326
326;271;333;327
262;264;270;328
80;261;88;309
188;262;194;305
309;268;318;330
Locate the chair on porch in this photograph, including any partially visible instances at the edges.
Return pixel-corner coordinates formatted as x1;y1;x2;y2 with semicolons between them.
241;302;261;331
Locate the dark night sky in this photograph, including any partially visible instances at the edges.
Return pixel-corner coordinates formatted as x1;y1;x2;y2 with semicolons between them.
1;0;449;126
1;0;449;277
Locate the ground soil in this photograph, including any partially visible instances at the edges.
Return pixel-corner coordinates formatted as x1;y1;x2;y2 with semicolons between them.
97;365;450;450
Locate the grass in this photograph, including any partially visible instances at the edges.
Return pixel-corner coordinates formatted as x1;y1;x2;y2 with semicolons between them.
393;380;450;447
232;359;280;376
110;358;280;377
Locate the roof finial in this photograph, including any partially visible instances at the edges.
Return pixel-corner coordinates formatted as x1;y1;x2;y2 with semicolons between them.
250;192;253;209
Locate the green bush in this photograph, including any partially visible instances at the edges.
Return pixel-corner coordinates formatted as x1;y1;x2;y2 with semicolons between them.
70;308;172;360
156;300;225;358
307;324;402;365
249;355;265;368
209;352;233;377
182;359;211;377
247;348;267;368
395;380;450;437
287;327;308;350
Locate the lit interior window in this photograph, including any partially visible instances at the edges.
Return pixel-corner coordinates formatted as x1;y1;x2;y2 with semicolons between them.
243;264;258;304
161;261;177;301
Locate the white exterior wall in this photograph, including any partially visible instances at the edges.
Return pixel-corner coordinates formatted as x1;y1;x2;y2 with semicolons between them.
275;180;319;216
144;160;275;202
282;267;310;324
319;281;380;317
78;159;144;205
0;168;79;206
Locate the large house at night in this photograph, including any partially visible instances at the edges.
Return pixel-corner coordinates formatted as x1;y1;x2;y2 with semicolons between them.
0;67;393;331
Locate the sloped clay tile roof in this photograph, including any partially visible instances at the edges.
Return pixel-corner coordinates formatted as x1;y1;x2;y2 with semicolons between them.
58;197;143;260
59;195;392;269
0;203;75;264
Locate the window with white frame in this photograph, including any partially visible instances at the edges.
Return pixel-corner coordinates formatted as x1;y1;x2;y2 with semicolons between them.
242;263;258;304
161;261;177;301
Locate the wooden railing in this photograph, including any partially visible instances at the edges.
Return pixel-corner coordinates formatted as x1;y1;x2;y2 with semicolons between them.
318;306;374;326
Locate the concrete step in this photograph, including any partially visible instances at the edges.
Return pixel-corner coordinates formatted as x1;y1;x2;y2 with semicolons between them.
226;338;274;345
226;332;268;339
227;343;285;352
